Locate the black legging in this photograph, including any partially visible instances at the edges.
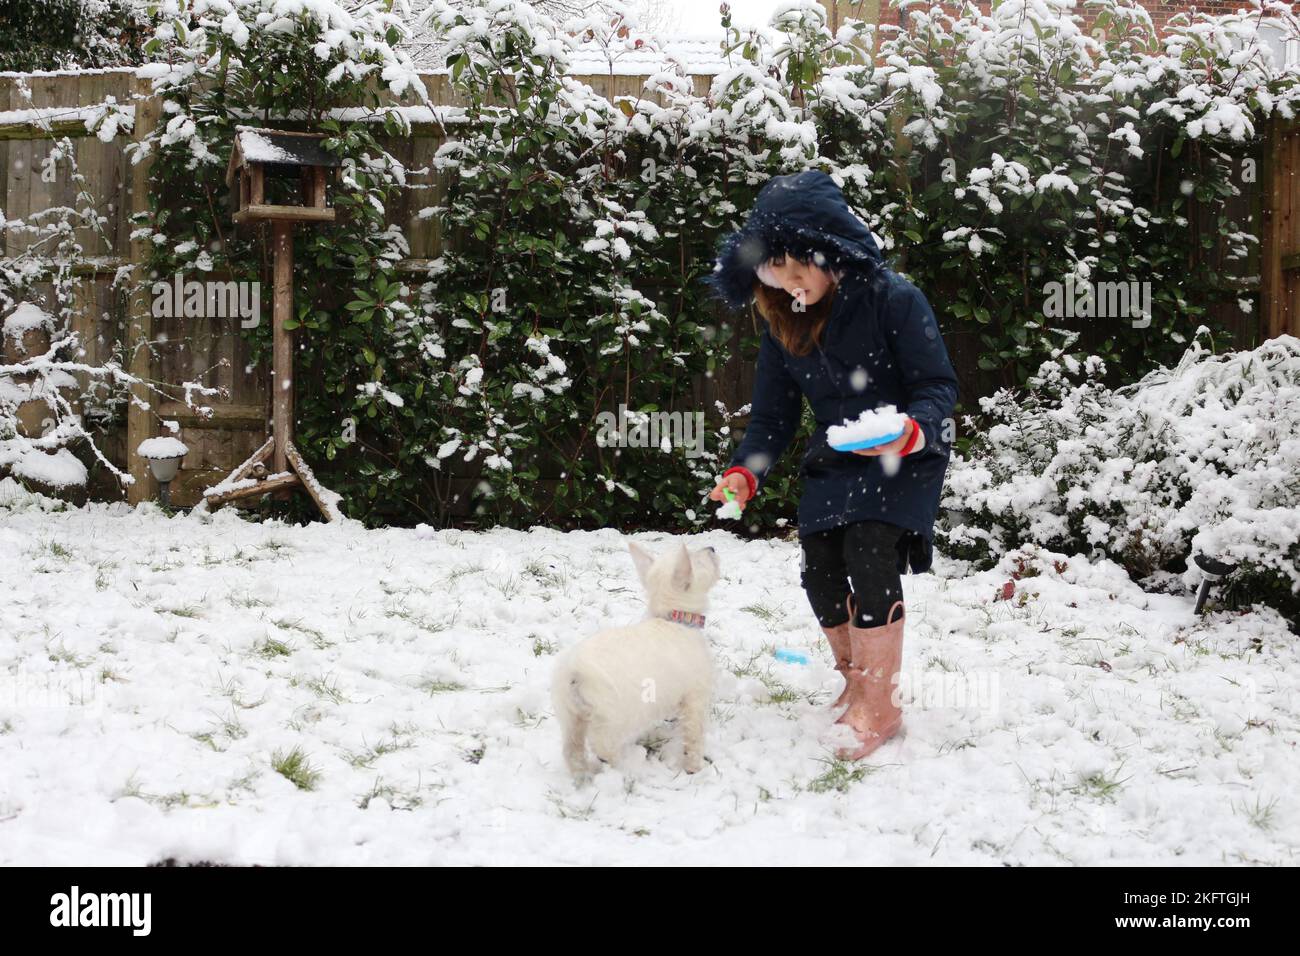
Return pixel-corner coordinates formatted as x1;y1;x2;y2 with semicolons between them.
799;520;907;628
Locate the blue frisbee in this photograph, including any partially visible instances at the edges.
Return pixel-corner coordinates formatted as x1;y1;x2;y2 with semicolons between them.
829;428;905;452
773;649;811;665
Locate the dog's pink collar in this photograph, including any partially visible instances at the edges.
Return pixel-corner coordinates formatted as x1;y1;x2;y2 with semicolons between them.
664;609;706;629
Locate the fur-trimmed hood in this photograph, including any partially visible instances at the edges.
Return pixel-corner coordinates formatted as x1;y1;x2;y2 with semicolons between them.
702;169;884;310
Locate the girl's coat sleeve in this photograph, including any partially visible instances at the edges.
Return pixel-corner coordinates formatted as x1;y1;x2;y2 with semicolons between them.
728;327;803;493
884;284;959;455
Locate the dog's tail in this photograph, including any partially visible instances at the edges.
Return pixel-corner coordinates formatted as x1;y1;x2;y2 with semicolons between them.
551;650;595;722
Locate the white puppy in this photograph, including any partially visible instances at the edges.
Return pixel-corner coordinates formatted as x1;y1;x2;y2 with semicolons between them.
551;540;720;782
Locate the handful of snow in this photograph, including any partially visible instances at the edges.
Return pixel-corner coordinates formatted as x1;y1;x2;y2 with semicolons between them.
827;405;908;451
716;486;744;520
136;436;189;460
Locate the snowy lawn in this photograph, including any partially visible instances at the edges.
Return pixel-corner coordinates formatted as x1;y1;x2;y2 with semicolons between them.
1;480;1296;865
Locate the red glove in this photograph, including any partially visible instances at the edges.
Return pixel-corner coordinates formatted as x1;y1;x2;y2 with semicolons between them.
722;465;757;499
898;417;925;455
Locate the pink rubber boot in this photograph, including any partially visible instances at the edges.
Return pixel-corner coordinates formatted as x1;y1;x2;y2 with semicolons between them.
819;594;856;712
834;598;905;760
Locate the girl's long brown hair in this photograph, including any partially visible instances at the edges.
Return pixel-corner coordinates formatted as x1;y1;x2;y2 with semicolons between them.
751;268;839;357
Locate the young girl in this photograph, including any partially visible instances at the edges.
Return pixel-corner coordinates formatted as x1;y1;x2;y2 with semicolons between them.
704;169;959;760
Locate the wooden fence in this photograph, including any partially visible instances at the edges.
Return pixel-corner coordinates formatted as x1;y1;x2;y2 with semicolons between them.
0;69;734;510
0;68;1288;513
1262;115;1300;343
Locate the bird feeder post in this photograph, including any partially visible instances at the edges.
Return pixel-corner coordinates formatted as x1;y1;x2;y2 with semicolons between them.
272;218;294;499
202;126;344;521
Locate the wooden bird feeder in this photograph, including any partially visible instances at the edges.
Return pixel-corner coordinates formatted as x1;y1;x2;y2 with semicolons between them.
225;125;340;224
204;126;344;521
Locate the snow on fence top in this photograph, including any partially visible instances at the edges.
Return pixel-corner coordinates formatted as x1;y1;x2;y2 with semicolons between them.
528;34;740;77
0;102;136;141
402;31;749;76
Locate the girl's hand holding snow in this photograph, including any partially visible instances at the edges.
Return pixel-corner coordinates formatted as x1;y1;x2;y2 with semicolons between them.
709;472;751;515
850;417;917;457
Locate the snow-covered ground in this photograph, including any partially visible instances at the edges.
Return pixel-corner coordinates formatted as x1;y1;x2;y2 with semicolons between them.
1;478;1296;865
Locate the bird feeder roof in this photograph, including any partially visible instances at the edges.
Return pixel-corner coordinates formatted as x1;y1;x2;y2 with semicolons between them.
225;126;341;187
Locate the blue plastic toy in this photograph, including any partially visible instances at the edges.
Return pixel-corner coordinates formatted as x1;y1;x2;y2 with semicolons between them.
828;428;906;452
773;649;811;665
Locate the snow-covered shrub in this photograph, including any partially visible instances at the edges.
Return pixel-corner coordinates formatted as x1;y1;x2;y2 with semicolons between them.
398;0;806;531
818;0;1300;388
265;0;1300;532
0;80;215;496
0;0;152;71
28;0;1293;533
136;0;430;522
940;331;1300;626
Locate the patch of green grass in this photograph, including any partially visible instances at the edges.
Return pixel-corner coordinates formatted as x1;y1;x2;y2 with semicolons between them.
1237;794;1280;832
547;790;598;819
118;773;216;810
1069;763;1131;801
302;674;348;705
228;769;260;795
256;637;294;659
46;643;90;668
384;604;451;634
446;562;484;584
532;635;557;656
808;757;873;793
730;652;815;706
739;601;787;627
145;557;186;573
357;778;423;811
759;674;810;704
160;603;202;619
1162;690;1201;722
343;734;416;769
218;685;264;710
418;677;466;696
92;561;117;591
514;708;544;729
193;710;246;751
494;573;524;599
271;746;322;791
925;654;962;673
523;558;569;590
272;617;329;647
936;737;977;755
41;540;74;560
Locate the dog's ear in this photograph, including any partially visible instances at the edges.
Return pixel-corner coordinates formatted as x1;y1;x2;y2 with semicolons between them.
627;540;654;583
670;542;693;591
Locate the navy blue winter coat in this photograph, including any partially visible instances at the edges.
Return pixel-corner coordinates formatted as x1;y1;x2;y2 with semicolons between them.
702;170;959;573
